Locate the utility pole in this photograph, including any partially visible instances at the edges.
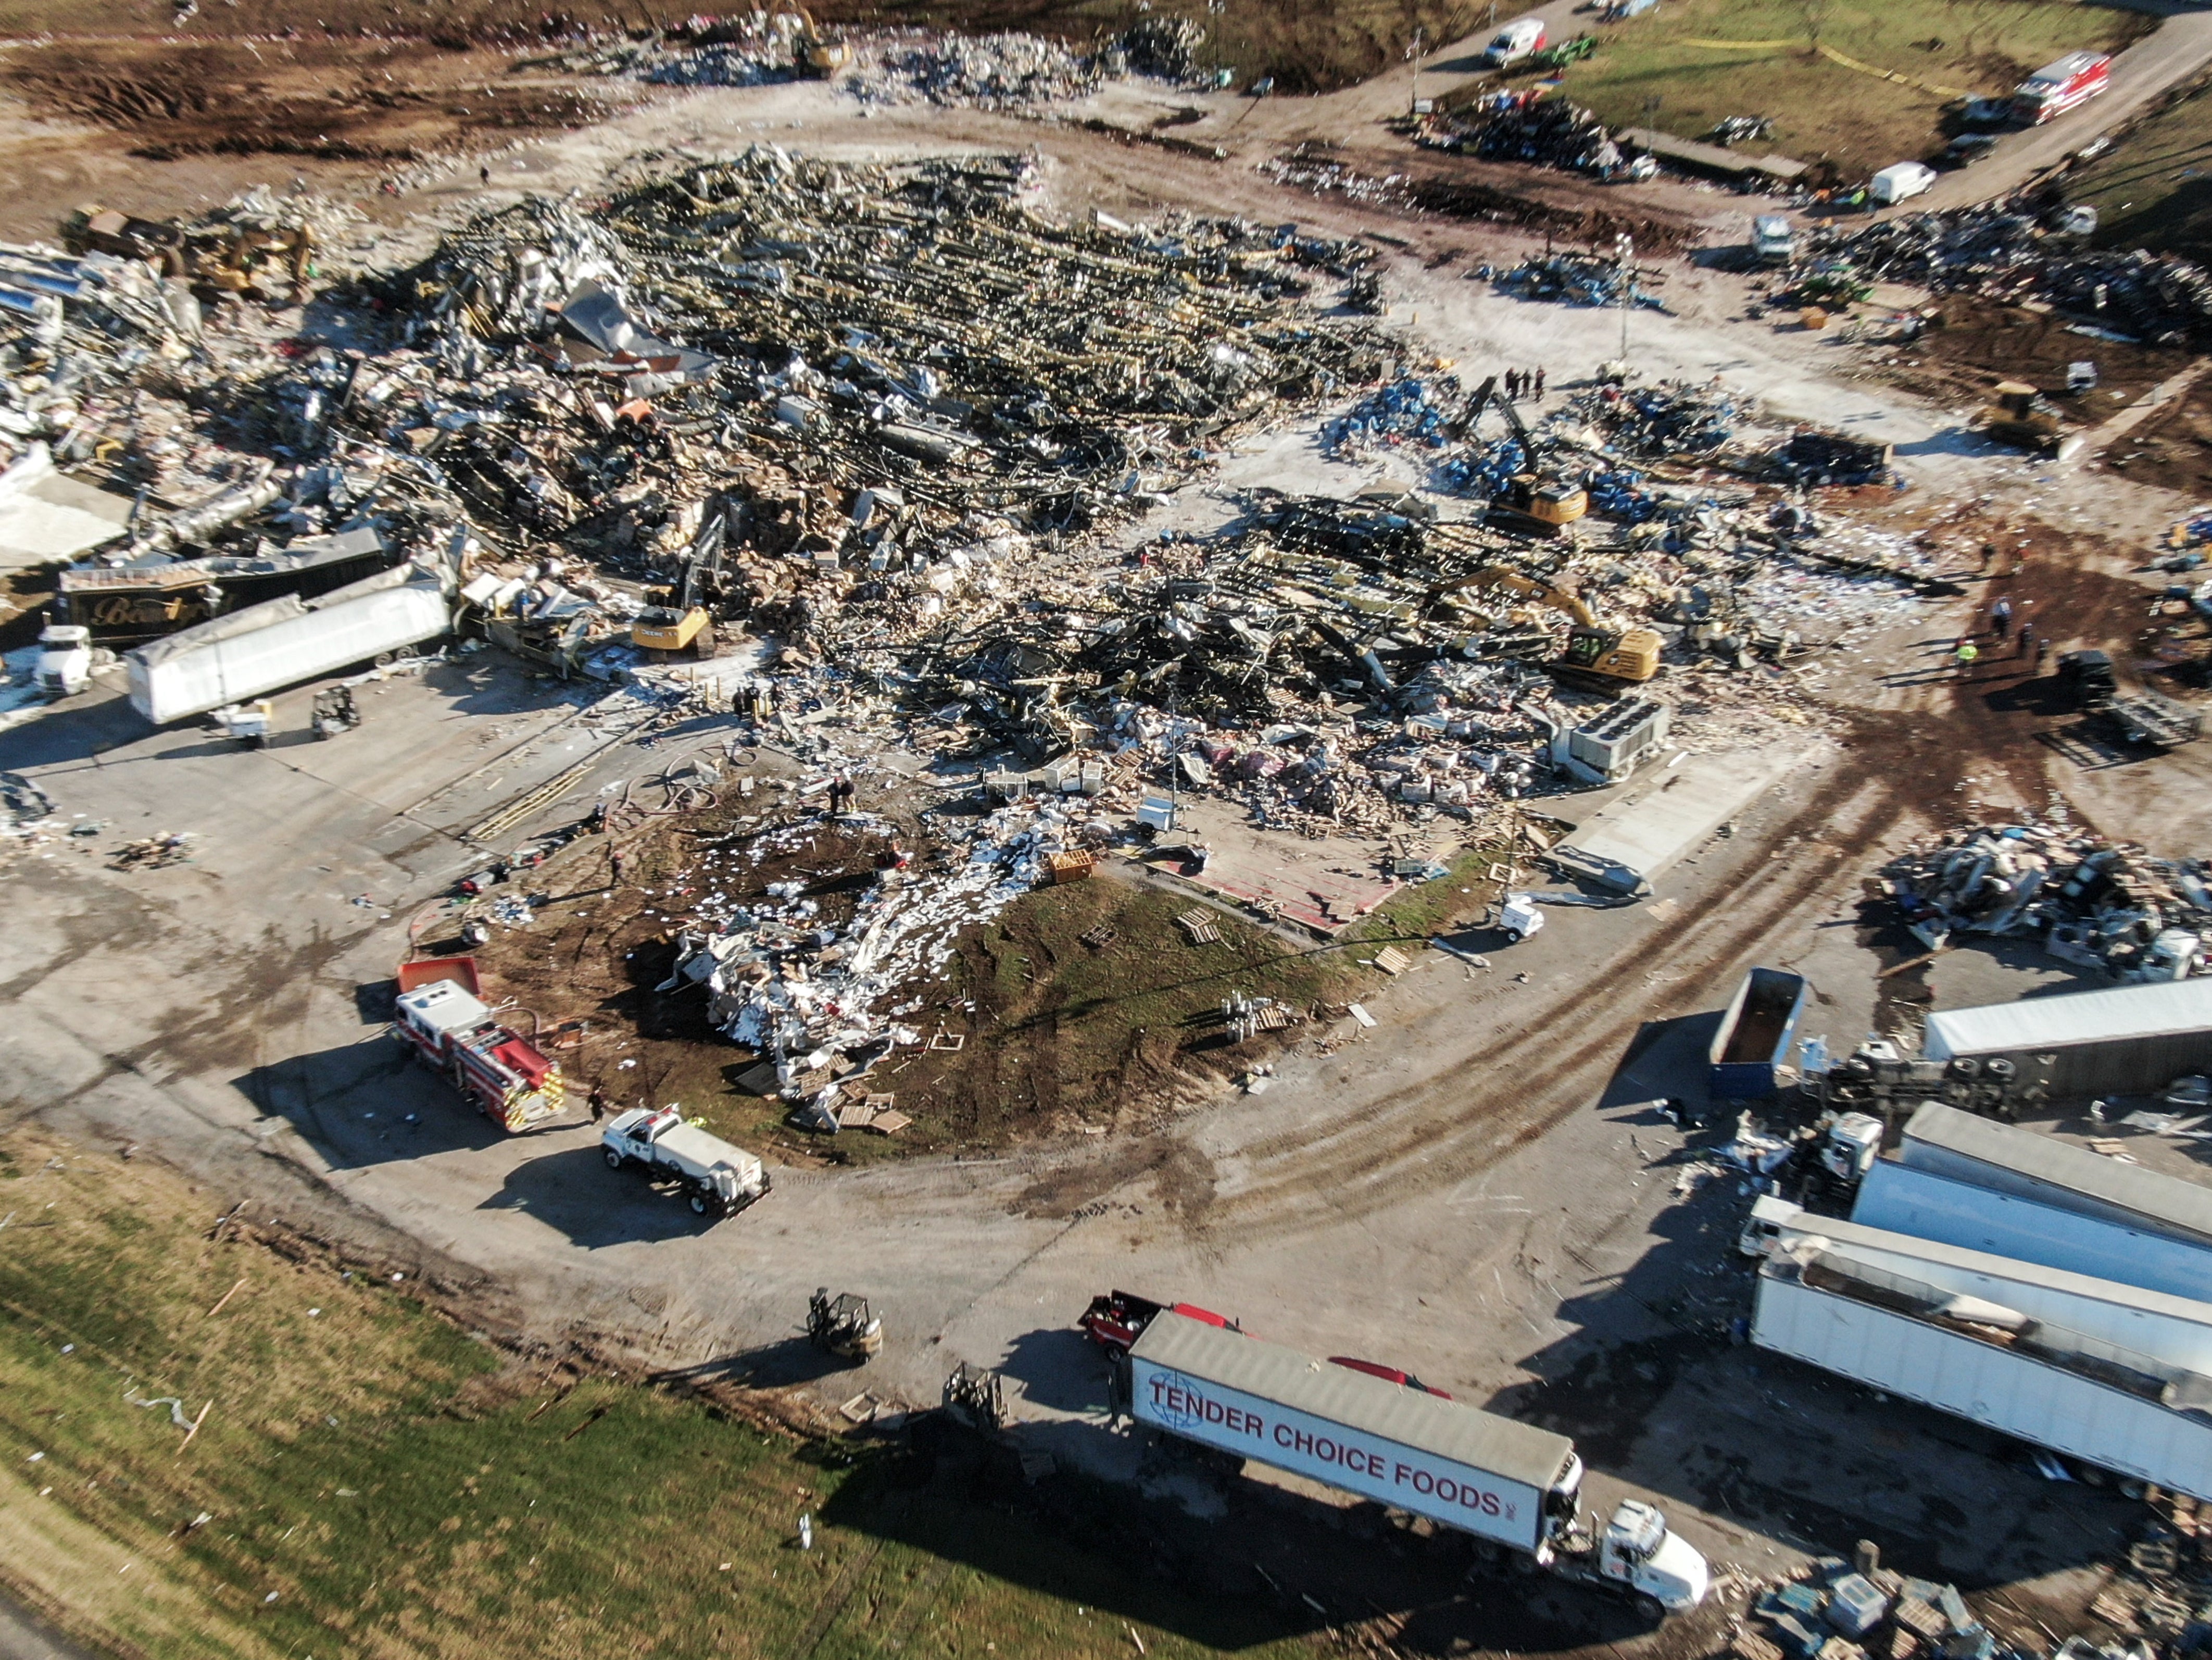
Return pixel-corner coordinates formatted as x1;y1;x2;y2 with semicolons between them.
1409;25;1426;114
1615;233;1633;364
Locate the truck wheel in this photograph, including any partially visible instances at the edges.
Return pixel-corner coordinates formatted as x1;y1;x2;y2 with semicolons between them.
1633;1593;1665;1622
688;1188;710;1216
1503;928;1524;944
604;1149;625;1170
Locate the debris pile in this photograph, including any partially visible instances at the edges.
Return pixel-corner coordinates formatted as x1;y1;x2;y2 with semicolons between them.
854;33;1100;109
1115;16;1210;82
1564;379;1743;459
1804;207;2212;348
1492;248;1667;311
1429;94;1617;174
1322;373;1460;461
1875;821;2212;980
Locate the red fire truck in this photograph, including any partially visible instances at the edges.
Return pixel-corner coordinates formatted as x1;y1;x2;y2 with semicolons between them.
393;980;565;1132
2012;52;2110;124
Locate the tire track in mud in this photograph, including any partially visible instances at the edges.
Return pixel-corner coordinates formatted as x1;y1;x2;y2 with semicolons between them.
1191;769;1900;1242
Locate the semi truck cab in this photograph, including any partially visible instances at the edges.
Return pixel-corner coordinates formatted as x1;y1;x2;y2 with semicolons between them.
1592;1500;1711;1611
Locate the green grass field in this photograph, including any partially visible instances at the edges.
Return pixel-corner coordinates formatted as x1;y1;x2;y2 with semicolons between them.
1547;0;2148;177
0;1133;1330;1659
2065;78;2212;261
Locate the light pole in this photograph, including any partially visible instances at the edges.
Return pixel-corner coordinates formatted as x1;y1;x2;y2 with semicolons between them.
1615;233;1633;364
1409;25;1426;114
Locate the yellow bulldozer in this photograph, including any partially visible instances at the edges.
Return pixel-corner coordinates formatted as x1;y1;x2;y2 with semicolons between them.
1429;564;1661;684
632;505;727;658
1461;373;1589;535
1978;381;2085;461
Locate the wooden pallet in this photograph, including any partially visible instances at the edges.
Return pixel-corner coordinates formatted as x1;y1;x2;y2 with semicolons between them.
1373;945;1411;976
1175;908;1222;945
1079;925;1117;950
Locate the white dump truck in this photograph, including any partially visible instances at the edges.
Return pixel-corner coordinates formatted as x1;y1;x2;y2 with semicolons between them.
601;1106;771;1218
1122;1308;1710;1617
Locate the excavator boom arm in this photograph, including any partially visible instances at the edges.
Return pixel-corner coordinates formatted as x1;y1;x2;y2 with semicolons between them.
1428;563;1596;627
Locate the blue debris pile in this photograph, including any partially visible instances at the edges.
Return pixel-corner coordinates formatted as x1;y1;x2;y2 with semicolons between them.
1323;374;1463;461
1434;435;1530;497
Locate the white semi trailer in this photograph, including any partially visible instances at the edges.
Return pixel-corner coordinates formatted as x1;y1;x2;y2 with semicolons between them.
127;557;452;726
1124;1310;1710;1617
1853;1157;2212;1305
1752;1213;2212;1500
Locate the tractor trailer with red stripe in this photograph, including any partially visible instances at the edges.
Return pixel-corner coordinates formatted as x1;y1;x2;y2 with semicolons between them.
1116;1307;1710;1617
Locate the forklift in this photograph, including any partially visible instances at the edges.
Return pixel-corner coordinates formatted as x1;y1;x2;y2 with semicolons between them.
311;685;360;739
807;1288;883;1360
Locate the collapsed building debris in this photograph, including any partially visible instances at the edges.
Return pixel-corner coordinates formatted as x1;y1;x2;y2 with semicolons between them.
1874;820;2212;981
1801;204;2212;348
1427;93;1619;176
1492;247;1669;311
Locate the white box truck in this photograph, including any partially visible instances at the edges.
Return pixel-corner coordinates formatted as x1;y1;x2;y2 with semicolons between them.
1124;1309;1710;1615
127;559;451;726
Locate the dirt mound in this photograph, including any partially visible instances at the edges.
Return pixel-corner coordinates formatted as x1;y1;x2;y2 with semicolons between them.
3;40;616;161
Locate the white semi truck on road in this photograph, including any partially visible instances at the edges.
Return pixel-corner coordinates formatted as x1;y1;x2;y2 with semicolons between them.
1118;1307;1711;1617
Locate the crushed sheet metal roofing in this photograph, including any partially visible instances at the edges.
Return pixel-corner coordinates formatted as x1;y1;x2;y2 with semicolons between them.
1128;1312;1576;1490
1921;979;2212;1059
1902;1102;2212;1245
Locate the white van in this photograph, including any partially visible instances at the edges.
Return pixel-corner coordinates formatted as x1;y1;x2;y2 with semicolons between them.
1868;161;1936;205
1483;17;1547;65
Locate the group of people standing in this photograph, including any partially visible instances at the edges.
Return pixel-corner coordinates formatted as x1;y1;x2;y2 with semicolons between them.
1503;367;1547;401
1953;591;2050;677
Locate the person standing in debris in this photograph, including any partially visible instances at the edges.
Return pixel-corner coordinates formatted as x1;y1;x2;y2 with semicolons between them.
609;845;626;888
588;1086;609;1124
1534;367;1547;399
1503;368;1518;400
2037;636;2055;673
1990;595;2014;640
2017;619;2035;659
1980;542;1997;575
480;165;491;188
1955;638;1979;678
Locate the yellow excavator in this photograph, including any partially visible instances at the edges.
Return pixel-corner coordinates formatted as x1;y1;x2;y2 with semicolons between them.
775;4;851;74
1429;564;1662;684
632;508;725;658
1463;373;1588;534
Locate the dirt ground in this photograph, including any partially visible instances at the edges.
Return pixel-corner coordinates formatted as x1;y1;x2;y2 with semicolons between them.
1856;291;2192;419
459;778;1501;1167
2;38;622;164
4;22;2212;1660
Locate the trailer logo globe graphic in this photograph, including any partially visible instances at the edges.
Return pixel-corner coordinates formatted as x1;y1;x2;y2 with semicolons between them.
1149;1371;1208;1433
